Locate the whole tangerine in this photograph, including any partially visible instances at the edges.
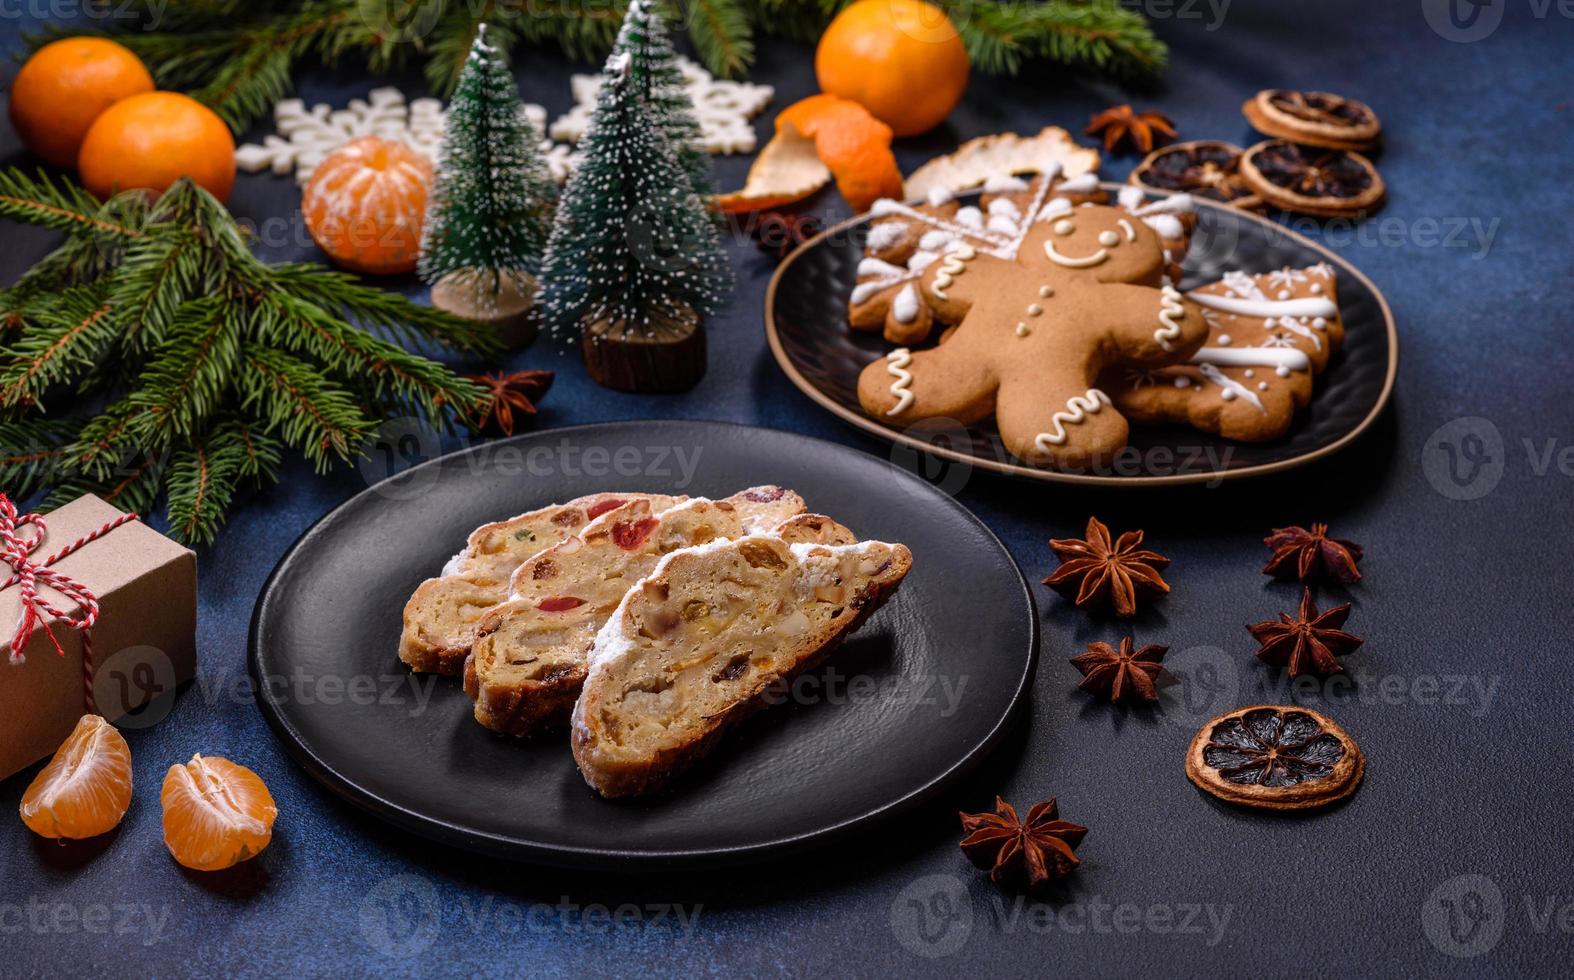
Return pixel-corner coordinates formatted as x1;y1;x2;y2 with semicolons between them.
78;91;236;202
815;0;970;138
301;136;434;276
8;37;155;168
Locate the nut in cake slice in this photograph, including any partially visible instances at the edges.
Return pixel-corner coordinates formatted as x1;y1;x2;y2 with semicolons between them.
463;488;813;735
571;528;912;797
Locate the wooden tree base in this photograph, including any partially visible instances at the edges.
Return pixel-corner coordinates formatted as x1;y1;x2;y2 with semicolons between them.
430;269;539;349
581;307;706;393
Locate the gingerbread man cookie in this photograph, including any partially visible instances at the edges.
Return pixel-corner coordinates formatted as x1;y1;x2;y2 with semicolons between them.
848;170;1121;346
1107;264;1345;441
856;195;1209;468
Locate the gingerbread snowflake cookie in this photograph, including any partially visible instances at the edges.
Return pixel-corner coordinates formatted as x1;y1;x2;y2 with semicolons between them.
1106;264;1345;441
855;181;1209;469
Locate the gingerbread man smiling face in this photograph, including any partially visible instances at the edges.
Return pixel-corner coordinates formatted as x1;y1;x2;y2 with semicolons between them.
857;199;1209;469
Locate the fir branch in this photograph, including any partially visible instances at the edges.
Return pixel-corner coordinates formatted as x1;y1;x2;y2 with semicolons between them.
70;402;144;480
238;344;377;470
121;298;242;445
679;0;754;78
78;0;1163;131
0;417;83;500
941;0;1167;78
0;285;117;412
250;289;487;422
422;3;494;97
104;229;205;355
0;171;486;544
0;170;145;240
43;452;167;517
265;263;501;355
165;421;282;546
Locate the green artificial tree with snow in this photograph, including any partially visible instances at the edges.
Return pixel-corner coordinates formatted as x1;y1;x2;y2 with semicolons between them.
610;0;715;199
419;23;556;347
540;49;733;393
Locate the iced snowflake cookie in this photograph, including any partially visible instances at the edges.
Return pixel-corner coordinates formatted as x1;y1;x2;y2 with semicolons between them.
856;185;1208;469
1106;264;1346;442
571;526;911;797
398;492;685;674
462;489;810;736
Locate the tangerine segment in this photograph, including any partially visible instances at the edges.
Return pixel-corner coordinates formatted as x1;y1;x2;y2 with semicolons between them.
19;714;133;840
161;754;277;871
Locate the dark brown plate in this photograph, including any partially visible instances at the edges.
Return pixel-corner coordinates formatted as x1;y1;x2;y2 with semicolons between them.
765;185;1398;485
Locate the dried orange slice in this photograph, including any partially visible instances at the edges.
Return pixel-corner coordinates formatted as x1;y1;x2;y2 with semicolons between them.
1186;705;1364;811
717;94;903;215
19;714;133;839
161;754;278;871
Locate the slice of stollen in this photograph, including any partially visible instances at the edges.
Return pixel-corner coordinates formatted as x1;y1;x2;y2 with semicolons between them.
463;489;814;736
399;492;684;675
571;528;912;798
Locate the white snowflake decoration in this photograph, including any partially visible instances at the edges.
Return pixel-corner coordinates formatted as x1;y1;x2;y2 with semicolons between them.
236;86;577;185
548;56;773;153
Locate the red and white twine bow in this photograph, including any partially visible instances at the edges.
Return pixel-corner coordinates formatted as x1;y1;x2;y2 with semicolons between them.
0;492;138;713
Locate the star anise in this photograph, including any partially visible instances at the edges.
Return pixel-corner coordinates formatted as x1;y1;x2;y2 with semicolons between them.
1044;517;1171;618
750;211;824;262
1262;523;1363;583
1070;637;1169;703
467;369;554;437
1085;104;1177;154
959;796;1086;891
1248;588;1363;678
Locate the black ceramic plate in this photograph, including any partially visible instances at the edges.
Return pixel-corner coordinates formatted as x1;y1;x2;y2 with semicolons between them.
250;420;1034;868
766;186;1398;485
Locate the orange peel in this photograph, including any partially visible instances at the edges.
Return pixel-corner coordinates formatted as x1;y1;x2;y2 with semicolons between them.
717;94;903;215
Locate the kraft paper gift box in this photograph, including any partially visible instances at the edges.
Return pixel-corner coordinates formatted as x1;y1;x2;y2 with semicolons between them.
0;494;196;782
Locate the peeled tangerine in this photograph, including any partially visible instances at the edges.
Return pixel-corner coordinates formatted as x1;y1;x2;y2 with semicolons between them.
20;714;133;839
161;754;278;871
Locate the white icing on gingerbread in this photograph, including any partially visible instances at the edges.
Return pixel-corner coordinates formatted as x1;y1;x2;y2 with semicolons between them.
1033;389;1111;450
1186;291;1338;320
1059;173;1101;195
1190;346;1311;372
892;284;920;325
865;221;907;253
1197;364;1266;412
1155;284;1186;351
983;174;1030;193
884;348;914;416
857;257;905;279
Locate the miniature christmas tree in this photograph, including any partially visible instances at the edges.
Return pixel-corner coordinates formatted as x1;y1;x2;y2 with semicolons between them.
419;23;556;347
610;0;715;199
540;50;733;393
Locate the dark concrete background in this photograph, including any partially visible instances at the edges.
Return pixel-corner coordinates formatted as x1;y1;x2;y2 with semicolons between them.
1;1;1570;975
